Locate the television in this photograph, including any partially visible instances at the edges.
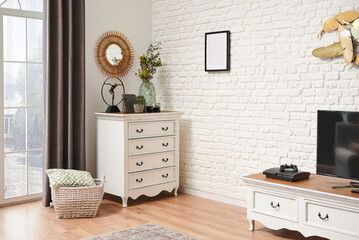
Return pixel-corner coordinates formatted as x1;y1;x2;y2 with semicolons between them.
317;110;359;181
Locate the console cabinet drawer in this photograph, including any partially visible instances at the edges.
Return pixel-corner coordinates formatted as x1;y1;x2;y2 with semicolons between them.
128;151;175;173
129;167;175;190
253;190;298;222
129;121;175;139
305;201;359;237
129;136;175;156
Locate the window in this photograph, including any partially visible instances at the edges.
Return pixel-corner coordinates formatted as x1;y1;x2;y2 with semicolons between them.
0;0;44;204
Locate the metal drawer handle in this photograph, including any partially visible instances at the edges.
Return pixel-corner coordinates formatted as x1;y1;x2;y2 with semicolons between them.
162;143;169;147
136;129;143;133
162;173;169;178
162;158;169;162
270;201;280;208
136;162;143;166
136;178;143;183
162;127;169;131
136;145;143;150
318;213;329;221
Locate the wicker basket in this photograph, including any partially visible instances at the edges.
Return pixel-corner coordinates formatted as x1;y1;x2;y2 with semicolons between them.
51;175;105;219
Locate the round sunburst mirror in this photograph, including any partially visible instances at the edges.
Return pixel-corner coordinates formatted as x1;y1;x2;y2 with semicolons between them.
95;31;134;78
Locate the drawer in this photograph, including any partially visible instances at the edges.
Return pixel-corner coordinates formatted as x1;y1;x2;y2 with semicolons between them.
129;151;176;173
129;136;175;156
253;190;298;222
128;167;175;189
305;201;359;237
129;121;175;139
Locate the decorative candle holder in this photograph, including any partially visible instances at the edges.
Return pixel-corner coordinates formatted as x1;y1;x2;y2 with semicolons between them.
153;103;161;112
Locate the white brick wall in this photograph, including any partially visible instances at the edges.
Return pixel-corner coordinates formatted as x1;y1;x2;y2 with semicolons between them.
152;0;359;201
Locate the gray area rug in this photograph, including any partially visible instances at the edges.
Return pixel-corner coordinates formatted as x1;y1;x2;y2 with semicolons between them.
83;223;197;240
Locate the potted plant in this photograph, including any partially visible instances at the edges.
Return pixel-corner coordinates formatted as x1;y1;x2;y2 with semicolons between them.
134;95;145;113
135;43;162;107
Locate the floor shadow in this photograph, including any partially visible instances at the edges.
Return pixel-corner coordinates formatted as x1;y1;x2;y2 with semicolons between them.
256;227;328;240
106;190;176;205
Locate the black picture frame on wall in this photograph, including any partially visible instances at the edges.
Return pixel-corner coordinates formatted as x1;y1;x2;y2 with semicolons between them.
205;30;230;71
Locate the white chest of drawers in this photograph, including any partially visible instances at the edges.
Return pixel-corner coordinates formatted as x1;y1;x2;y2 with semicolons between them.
242;173;359;240
95;111;182;207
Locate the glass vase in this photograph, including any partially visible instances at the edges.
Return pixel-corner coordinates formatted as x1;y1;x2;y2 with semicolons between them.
139;81;156;107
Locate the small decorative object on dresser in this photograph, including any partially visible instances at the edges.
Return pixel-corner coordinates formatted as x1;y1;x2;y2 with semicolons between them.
136;43;162;107
123;94;136;113
146;106;153;113
153;103;161;112
101;77;125;113
133;96;145;113
95;111;183;207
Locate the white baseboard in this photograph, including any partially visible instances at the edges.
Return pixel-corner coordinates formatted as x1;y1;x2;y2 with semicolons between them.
179;187;247;208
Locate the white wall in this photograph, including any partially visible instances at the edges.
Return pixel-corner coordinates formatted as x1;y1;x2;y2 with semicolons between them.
85;0;152;175
153;0;359;201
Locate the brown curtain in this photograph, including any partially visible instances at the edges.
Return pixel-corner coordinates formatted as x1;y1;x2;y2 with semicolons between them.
42;0;86;207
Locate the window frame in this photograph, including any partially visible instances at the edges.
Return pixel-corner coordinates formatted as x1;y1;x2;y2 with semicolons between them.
0;6;44;206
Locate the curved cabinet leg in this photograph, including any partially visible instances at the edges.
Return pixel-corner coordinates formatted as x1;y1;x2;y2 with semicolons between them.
122;197;128;208
174;187;178;196
248;219;255;231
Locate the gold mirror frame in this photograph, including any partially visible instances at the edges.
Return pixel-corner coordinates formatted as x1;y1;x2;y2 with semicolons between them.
95;31;134;78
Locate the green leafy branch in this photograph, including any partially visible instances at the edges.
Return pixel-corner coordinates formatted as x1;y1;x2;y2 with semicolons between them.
136;43;162;82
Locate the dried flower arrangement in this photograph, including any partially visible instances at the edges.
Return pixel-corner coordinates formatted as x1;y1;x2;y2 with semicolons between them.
136;43;162;82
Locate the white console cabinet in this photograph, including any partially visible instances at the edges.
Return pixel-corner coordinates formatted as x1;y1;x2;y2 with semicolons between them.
95;111;182;207
242;173;359;240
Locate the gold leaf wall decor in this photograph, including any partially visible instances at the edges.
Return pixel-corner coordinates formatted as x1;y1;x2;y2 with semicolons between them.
314;10;359;68
334;10;359;25
338;24;354;68
312;42;343;58
354;54;359;65
317;16;339;38
351;19;359;42
317;10;359;38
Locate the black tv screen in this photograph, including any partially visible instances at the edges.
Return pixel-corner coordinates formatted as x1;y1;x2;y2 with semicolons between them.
317;110;359;180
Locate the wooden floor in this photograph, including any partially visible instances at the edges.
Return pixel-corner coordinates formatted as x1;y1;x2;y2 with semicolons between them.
0;193;326;240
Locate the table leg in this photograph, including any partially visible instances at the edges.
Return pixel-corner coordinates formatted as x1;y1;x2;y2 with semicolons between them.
122;197;128;208
248;219;255;231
